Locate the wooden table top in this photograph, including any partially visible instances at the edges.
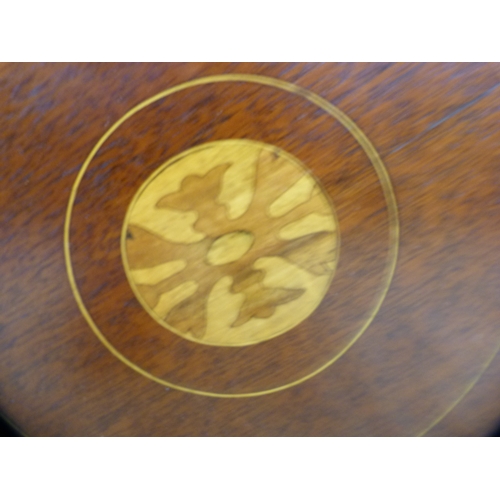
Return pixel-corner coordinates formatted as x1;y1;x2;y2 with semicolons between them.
1;62;499;436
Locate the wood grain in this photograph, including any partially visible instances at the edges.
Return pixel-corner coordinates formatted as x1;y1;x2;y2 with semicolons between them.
1;62;499;435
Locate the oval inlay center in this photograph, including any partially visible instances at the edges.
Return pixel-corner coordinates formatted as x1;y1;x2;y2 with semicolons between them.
207;231;254;266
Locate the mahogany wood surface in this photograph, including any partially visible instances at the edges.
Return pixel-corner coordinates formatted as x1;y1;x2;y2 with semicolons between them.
1;62;499;436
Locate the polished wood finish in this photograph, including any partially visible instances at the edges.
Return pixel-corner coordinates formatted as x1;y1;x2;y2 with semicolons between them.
1;63;499;435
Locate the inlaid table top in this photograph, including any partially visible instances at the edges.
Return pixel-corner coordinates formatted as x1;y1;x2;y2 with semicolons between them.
1;62;499;436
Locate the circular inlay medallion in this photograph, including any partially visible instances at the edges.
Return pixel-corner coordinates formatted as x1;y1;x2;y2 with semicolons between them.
123;140;339;346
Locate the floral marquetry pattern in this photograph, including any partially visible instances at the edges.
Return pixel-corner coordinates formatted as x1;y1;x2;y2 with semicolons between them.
123;140;339;346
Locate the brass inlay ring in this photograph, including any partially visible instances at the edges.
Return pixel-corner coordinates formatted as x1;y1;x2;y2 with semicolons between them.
64;74;400;398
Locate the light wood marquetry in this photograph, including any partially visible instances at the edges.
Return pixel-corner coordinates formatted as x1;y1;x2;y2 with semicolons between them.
123;140;339;346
